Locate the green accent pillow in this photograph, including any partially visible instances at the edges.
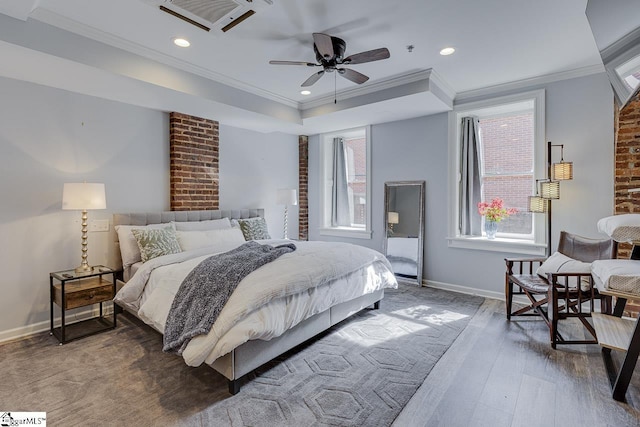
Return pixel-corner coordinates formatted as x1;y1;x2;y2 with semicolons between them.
131;226;183;262
238;217;271;240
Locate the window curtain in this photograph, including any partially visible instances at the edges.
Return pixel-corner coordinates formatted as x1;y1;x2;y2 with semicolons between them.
332;137;351;226
460;116;482;236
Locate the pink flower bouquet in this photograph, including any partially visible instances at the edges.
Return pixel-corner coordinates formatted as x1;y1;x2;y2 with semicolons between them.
477;198;518;222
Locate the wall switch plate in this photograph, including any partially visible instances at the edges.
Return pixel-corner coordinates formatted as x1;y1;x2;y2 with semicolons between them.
89;219;110;232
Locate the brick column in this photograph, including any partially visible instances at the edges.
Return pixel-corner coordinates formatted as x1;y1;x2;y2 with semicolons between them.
169;112;219;211
614;92;640;316
298;135;309;241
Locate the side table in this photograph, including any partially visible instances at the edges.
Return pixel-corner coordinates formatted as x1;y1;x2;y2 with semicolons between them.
49;265;118;344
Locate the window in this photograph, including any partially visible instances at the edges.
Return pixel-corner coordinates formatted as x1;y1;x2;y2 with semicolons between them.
319;126;371;239
478;110;534;237
448;90;546;255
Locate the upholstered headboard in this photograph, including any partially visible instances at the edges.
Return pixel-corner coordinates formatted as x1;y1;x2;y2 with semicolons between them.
111;208;264;276
113;209;264;228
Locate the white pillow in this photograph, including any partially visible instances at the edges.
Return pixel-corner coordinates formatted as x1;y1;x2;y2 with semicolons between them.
536;252;592;278
171;217;232;231
176;228;245;252
115;223;174;268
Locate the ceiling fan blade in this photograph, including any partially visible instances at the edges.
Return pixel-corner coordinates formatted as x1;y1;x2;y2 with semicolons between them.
338;68;369;84
269;60;318;66
313;33;334;59
301;70;325;87
343;47;390;65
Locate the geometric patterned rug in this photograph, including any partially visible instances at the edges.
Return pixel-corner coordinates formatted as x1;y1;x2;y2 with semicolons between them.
203;285;484;426
0;284;482;426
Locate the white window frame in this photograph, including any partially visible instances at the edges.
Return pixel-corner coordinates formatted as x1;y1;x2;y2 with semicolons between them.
447;89;547;255
318;126;372;239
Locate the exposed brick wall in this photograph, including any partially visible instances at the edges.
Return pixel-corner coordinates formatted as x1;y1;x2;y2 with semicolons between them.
614;92;640;316
169;112;219;211
298;135;308;241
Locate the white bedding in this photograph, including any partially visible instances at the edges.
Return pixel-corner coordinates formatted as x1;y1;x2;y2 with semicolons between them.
115;239;397;367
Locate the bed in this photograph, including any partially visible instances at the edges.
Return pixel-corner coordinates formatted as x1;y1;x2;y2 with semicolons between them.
111;209;398;394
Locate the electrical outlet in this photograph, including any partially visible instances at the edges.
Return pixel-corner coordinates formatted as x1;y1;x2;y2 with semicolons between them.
89;219;110;232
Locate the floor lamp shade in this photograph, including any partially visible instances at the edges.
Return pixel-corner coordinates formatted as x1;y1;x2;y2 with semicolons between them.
528;196;547;213
551;162;573;181
540;181;560;199
62;183;107;273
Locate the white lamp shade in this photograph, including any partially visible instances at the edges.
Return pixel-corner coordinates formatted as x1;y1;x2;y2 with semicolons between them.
540;181;560;199
62;183;106;210
388;211;399;224
277;189;298;206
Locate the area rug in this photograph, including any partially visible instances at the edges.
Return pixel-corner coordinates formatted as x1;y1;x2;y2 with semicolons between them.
0;285;482;426
203;285;484;426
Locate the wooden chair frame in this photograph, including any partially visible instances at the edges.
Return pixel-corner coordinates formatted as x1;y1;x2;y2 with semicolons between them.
505;231;617;348
505;260;608;347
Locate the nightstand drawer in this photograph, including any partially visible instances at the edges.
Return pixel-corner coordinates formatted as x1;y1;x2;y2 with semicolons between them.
53;277;114;310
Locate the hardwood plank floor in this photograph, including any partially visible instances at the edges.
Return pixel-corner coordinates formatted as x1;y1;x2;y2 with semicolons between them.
394;298;640;427
2;293;638;426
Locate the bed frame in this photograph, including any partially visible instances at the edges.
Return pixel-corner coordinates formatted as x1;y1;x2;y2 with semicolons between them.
112;209;383;394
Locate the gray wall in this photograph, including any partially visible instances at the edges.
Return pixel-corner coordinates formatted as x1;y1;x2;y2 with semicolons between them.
0;77;298;340
219;125;299;239
309;73;615;299
0;71;614;338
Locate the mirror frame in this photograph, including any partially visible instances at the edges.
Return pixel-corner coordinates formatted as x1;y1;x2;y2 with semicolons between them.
383;180;425;286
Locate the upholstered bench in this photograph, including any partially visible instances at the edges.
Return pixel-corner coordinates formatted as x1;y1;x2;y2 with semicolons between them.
590;258;640;402
587;214;640;401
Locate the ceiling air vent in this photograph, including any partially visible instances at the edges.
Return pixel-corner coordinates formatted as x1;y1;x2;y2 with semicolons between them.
154;0;269;33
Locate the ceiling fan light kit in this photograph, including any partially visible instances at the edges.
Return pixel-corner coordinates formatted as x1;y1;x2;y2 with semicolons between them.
269;32;390;88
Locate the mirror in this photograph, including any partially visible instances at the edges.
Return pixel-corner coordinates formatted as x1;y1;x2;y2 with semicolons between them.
586;0;640;109
384;181;425;285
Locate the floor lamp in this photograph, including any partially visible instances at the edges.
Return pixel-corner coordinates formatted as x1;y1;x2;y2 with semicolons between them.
528;142;573;255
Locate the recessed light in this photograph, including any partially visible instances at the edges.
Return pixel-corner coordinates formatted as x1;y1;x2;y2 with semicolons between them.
173;38;191;48
300;90;311;95
439;47;455;56
500;124;508;127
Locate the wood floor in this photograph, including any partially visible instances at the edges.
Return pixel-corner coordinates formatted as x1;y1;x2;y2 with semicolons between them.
394;297;640;427
1;294;639;426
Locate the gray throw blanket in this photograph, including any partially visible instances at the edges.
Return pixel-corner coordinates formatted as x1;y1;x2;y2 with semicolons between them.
163;241;296;354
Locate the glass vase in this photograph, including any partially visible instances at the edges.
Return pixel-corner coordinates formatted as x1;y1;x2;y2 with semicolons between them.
484;219;498;240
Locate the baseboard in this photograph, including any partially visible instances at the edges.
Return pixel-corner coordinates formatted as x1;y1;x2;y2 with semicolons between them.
423;279;529;306
0;305;114;345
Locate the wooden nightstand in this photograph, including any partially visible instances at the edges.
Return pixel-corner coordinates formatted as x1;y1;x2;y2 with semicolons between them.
49;265;118;344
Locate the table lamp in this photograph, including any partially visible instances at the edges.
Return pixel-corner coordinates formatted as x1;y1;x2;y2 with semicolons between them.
277;188;298;239
388;211;399;235
62;183;106;273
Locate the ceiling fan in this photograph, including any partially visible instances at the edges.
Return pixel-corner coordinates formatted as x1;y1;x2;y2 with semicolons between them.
269;33;390;87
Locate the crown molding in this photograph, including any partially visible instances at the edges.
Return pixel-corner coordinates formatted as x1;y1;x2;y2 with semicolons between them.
601;25;640;63
427;68;456;101
300;69;445;110
455;64;605;103
29;7;299;108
